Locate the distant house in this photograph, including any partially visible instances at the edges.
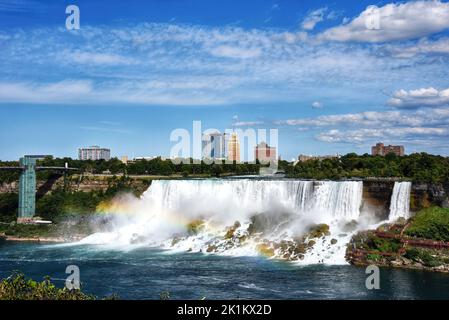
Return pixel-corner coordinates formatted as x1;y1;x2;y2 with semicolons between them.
297;154;339;162
255;142;277;163
371;142;404;156
78;146;111;161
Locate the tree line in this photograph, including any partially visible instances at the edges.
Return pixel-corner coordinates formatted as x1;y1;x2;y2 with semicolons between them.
1;152;449;183
278;152;449;182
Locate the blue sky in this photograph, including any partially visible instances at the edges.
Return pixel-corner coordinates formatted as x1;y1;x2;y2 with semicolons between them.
1;0;449;161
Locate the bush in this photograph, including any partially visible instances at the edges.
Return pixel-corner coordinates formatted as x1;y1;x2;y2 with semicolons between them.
404;247;443;267
370;237;402;253
0;193;18;222
0;273;96;300
366;253;381;261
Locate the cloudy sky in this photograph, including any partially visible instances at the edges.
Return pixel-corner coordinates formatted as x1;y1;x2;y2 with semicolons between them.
1;0;449;160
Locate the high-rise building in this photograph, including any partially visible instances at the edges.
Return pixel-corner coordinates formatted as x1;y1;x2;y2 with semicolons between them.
202;132;229;160
227;133;240;162
371;142;404;156
255;142;277;163
78;146;111;161
202;132;222;159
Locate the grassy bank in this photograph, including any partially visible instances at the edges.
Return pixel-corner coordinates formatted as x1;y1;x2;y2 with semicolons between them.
405;207;449;241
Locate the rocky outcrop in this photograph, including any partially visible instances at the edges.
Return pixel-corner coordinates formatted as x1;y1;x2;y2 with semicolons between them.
346;220;449;273
0;174;151;196
0;181;18;193
411;183;449;210
362;181;449;218
361;181;394;220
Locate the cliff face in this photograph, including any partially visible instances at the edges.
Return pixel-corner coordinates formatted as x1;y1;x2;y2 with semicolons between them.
361;181;449;219
0;175;151;196
361;181;394;220
411;183;449;210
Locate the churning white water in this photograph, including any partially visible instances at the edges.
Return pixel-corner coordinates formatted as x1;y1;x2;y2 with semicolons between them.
389;182;412;221
79;179;372;265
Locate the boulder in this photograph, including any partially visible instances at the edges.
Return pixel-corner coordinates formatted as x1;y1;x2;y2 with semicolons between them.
306;224;330;238
256;243;275;257
307;240;316;247
186;219;204;235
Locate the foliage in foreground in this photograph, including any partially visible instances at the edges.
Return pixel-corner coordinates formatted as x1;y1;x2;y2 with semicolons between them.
0;273;96;300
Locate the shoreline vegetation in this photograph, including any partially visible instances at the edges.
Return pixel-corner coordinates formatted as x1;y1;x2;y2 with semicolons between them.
346;207;449;273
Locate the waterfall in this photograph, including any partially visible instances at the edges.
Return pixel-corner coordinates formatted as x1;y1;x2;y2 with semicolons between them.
142;179;361;222
311;181;362;221
389;181;412;221
79;179;365;265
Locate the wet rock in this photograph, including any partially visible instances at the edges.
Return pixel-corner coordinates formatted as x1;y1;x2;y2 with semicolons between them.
206;245;217;253
224;228;235;239
171;237;182;246
306;224;330;238
330;238;338;245
256;243;275;257
376;223;391;233
307;240;316;247
186;220;205;235
248;212;291;235
342;220;358;232
237;235;247;243
294;243;307;254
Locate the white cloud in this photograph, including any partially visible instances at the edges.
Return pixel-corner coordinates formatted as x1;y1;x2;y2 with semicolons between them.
277;108;449;128
70;52;134;65
312;101;323;109
0;80;228;105
276;107;449;144
232;121;264;127
209;45;262;59
388;87;449;108
1;21;449;107
301;8;327;31
317;127;449;143
319;1;449;42
0;80;93;103
387;37;449;58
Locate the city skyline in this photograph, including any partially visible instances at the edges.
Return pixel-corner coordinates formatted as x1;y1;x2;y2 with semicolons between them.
1;0;449;160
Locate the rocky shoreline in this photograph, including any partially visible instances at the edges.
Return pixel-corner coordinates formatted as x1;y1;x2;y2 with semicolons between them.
345;209;449;273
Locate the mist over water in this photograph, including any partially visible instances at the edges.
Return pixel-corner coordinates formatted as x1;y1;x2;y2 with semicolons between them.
79;179;411;265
